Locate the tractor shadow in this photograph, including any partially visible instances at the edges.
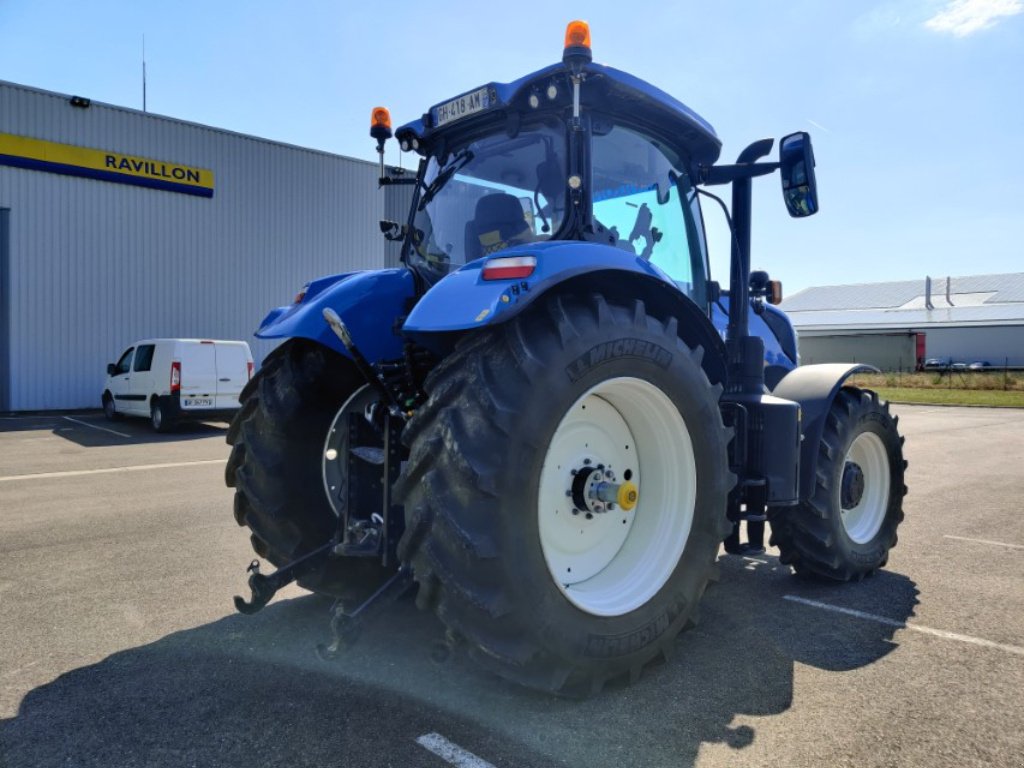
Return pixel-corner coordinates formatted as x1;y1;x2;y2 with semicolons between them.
0;558;918;768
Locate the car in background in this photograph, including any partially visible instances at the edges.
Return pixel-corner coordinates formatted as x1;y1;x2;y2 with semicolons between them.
923;358;951;370
968;361;992;371
102;339;254;431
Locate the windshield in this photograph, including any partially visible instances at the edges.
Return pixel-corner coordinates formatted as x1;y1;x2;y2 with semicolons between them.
409;117;567;281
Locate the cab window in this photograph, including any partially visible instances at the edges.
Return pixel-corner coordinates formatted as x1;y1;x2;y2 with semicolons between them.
591;124;707;303
133;344;155;372
115;348;134;375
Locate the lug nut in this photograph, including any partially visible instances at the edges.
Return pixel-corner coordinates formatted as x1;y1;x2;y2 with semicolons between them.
584;458;591;465
585;513;593;520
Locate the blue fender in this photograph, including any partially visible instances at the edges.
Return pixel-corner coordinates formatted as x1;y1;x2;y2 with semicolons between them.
773;363;879;502
256;268;416;363
402;240;680;335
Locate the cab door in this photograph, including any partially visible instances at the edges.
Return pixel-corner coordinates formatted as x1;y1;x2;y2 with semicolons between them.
109;347;138;414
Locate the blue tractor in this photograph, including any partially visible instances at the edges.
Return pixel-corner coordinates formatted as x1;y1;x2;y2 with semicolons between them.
227;22;907;695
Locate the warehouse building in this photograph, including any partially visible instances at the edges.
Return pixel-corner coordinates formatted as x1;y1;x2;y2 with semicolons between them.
781;273;1024;370
0;79;402;411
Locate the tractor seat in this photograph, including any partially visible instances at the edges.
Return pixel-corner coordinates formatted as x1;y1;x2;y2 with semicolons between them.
465;193;532;261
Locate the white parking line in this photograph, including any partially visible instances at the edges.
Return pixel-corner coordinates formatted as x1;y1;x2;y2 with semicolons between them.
783;595;1024;657
944;535;1024;550
0;459;224;483
416;733;498;768
62;416;131;438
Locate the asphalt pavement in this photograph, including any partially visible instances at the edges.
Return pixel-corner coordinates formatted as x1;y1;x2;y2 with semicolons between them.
1;405;1022;767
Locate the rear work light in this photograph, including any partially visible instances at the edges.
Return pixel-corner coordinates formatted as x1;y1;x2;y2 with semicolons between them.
482;256;537;281
170;361;181;393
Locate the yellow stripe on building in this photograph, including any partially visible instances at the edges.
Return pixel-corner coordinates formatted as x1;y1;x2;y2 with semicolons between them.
0;132;214;191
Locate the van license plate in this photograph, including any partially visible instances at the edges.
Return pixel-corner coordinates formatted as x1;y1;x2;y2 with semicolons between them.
184;398;213;407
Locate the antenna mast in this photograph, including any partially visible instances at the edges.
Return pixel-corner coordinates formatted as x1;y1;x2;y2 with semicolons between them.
142;35;147;112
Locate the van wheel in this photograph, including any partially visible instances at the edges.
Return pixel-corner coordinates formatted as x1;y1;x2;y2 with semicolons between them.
102;393;120;421
151;401;175;433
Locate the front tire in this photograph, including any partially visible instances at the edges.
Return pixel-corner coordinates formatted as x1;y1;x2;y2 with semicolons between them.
225;340;391;599
395;294;732;694
770;387;907;580
102;392;119;421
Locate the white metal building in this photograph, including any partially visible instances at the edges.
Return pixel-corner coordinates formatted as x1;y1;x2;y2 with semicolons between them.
781;273;1024;370
0;79;394;411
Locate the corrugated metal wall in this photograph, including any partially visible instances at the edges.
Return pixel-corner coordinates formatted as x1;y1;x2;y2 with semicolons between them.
796;333;919;371
0;80;389;411
797;326;1024;369
923;326;1024;367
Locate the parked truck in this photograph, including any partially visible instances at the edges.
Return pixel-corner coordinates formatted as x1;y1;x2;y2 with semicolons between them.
226;22;907;695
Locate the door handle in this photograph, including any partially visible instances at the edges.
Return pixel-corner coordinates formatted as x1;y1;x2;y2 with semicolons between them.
219;378;230;382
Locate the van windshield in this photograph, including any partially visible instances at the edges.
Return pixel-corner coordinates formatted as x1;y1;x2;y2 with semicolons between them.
408;117;568;283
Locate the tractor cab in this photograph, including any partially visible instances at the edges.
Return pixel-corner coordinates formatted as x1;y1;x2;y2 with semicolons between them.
374;22;725;307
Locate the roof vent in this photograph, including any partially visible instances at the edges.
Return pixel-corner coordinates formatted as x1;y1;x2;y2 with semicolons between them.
925;276;934;310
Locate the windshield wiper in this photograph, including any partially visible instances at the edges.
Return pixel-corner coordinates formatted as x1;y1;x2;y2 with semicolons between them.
417;150;474;210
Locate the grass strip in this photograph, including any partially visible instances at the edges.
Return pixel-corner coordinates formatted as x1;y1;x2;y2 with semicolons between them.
865;387;1024;407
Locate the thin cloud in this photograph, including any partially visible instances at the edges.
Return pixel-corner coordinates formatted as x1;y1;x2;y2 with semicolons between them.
807;119;832;134
925;0;1023;36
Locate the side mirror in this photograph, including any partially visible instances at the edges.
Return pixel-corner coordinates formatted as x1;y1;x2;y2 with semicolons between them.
779;132;818;218
768;280;783;305
107;363;116;376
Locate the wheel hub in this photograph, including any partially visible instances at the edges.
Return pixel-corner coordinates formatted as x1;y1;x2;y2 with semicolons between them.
568;460;637;518
841;461;865;509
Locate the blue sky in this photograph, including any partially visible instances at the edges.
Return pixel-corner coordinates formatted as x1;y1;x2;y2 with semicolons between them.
1;0;1021;294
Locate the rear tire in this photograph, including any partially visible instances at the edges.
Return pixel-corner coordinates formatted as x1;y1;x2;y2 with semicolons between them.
151;401;175;433
225;339;392;600
769;387;907;581
395;294;732;695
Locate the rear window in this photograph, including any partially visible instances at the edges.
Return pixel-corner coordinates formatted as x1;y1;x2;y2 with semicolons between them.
133;344;155;372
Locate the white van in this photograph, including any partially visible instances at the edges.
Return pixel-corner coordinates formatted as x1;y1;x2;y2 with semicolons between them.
102;339;254;431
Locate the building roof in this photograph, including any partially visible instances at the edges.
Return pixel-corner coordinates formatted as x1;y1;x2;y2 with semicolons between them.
0;78;377;167
780;272;1024;331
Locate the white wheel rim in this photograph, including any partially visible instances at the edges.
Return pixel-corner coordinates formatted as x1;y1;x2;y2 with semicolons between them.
841;431;891;544
537;377;696;617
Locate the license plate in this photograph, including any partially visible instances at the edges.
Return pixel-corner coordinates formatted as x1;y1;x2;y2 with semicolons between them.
184;398;213;407
432;86;492;128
